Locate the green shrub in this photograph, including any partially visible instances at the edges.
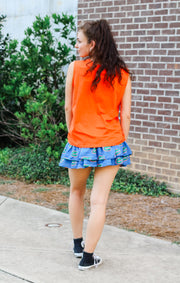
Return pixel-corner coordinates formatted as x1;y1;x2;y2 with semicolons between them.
112;169;170;196
0;146;67;183
0;13;75;149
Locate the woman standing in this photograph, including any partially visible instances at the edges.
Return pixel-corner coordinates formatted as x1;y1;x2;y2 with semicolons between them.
59;19;132;270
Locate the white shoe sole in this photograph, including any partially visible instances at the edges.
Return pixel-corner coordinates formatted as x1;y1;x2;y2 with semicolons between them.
74;252;83;258
78;258;103;271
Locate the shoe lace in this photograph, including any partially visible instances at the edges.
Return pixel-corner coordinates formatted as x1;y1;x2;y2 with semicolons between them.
93;254;100;267
81;240;85;249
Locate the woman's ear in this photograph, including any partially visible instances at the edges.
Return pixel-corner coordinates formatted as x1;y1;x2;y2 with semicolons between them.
90;40;96;51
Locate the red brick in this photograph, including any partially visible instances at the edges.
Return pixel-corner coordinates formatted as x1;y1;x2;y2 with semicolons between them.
152;63;165;69
154;23;168;29
134;17;146;23
155;161;169;168
135;127;148;133
156;135;170;142
134;30;146;36
145;70;158;76
157;122;170;129
143;108;156;114
163;143;177;149
170;22;180;28
162;169;176;177
136;114;148;120
130;133;141;139
139;50;152;55
170;163;180;170
140;23;153;29
164;117;178;123
142;146;156;153
152;76;165;82
147;30;160;36
163;2;177;9
108;6;118;12
158;97;171;103
101;1;113;6
162;29;175;35
150;90;164;97
135;164;147;171
149;3;161;9
159;70;173;76
89;14;100;19
150;128;163;135
136;101;149;107
143;121;156;128
159;83;172;89
148;16;161;22
121;5;133;11
158;110;171;116
150;115;163;122
95;7;107;13
78;3;88;8
164;104;178;110
143;134;156;140
134;4;147;10
164;130;178;136
84;8;94;13
131;120;141;126
114;0;126;4
174;98;180;103
163;15;177;22
172;124;180;130
155;9;168;15
161;43;175;49
141;10;153;16
165;90;179;96
89;2;100;7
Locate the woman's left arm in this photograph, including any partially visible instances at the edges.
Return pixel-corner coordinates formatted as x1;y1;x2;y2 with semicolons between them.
65;61;74;131
120;76;132;140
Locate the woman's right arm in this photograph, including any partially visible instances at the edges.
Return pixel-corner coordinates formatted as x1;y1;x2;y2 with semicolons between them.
120;76;132;140
65;61;74;131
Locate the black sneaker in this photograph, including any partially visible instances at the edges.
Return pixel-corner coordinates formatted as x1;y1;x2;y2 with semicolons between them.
73;240;85;258
78;254;102;270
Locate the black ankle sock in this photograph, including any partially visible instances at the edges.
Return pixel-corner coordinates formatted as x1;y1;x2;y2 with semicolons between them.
73;237;83;248
81;251;94;265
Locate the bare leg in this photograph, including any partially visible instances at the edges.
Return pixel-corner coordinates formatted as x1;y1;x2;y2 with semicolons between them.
84;165;119;253
68;167;91;239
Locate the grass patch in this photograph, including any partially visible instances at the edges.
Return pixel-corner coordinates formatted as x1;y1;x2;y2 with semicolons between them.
62;191;70;196
57;202;68;207
0;179;16;185
172;241;180;246
32;187;51;193
57;202;69;214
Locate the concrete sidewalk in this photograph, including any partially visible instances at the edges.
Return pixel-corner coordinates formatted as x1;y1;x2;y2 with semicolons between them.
0;195;179;283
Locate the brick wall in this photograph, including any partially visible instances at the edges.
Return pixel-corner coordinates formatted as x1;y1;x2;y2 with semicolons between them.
77;0;180;193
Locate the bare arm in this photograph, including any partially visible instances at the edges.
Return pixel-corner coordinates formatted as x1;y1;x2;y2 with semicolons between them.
65;62;74;131
120;76;131;140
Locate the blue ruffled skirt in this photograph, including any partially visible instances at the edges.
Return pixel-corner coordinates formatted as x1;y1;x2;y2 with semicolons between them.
59;142;132;169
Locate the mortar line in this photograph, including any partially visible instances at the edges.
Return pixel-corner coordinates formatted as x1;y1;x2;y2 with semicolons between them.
0;268;35;283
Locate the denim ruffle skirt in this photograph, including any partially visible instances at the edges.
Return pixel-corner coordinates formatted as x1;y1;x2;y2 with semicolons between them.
59;141;132;169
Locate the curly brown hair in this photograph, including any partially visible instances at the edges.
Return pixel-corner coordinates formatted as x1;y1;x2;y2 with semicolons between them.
79;19;130;91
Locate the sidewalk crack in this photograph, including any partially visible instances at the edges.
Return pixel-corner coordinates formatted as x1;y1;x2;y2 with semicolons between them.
0;268;35;283
0;197;8;206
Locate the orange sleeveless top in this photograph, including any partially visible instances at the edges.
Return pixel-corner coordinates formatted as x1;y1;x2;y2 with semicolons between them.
68;59;129;148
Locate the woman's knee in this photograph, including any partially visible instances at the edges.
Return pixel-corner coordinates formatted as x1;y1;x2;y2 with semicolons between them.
70;186;86;199
90;194;106;212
